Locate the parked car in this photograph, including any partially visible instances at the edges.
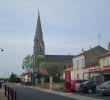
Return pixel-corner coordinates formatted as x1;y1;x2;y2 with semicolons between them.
80;80;97;93
70;80;86;92
0;80;5;88
96;81;110;96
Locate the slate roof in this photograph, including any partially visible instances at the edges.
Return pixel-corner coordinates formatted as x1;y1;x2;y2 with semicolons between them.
77;45;107;56
73;45;107;67
45;55;74;62
99;51;110;58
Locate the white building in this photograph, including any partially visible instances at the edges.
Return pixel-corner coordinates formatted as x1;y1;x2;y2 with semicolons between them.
72;54;85;80
71;45;107;80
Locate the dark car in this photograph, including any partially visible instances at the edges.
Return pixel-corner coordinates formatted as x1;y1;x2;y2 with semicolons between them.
80;80;97;93
70;80;86;92
96;81;110;95
0;80;5;88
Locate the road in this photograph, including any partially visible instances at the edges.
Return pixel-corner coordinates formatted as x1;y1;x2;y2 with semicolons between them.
6;84;76;100
4;83;110;100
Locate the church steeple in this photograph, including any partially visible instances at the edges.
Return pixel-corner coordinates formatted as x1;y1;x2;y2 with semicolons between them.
35;11;43;38
34;12;45;56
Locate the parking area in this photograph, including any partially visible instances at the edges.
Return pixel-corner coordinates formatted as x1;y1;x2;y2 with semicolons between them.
72;92;110;100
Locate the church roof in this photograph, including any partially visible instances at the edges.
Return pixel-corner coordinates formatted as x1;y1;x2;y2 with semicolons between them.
45;55;74;62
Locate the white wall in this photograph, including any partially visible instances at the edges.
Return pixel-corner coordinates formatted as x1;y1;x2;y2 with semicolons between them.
71;55;85;80
99;56;110;68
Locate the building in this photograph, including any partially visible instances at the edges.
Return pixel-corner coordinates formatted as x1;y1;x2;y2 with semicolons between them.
99;42;110;82
72;46;107;80
34;12;45;56
72;53;85;80
33;12;74;76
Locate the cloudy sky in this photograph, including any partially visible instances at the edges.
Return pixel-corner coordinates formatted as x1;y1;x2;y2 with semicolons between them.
0;0;110;78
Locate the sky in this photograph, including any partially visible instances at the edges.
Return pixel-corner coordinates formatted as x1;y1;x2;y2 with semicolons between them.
0;0;110;78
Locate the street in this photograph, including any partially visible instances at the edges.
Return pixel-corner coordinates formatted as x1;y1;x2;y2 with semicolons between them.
6;84;75;100
4;83;110;100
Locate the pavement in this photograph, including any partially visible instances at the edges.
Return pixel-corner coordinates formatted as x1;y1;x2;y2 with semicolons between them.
0;88;7;100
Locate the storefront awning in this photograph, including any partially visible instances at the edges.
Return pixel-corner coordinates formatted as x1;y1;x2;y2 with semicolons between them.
103;65;110;71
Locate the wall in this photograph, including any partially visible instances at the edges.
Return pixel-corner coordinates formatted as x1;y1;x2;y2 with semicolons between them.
71;55;85;80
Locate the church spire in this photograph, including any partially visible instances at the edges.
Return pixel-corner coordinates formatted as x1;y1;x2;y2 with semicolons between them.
34;11;45;56
35;11;43;39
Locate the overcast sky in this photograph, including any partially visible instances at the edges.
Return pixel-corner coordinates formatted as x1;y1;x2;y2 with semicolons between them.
0;0;110;78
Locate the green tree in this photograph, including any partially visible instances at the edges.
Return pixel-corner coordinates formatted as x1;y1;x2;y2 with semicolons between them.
33;55;45;72
9;73;17;83
22;55;33;70
22;55;44;72
47;64;58;76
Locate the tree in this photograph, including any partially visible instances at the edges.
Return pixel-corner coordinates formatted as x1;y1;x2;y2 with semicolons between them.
33;55;45;73
9;73;17;83
22;55;45;72
33;55;45;85
22;55;33;70
47;64;58;76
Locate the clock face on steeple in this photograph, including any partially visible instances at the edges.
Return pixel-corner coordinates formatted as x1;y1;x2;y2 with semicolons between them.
34;12;45;56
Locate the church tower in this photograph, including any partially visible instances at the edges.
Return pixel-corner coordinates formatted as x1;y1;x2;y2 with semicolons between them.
34;12;45;56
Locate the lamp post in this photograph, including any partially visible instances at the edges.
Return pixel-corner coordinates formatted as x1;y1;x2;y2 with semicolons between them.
0;48;4;52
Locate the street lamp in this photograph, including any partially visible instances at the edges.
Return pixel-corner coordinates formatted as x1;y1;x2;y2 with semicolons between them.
0;48;4;52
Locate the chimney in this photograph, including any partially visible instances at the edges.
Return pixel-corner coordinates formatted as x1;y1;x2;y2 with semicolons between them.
108;42;110;51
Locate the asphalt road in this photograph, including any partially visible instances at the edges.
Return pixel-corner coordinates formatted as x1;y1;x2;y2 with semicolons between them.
4;83;110;100
7;85;76;100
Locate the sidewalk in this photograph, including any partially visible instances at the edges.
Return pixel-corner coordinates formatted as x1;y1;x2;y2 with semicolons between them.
0;88;7;100
26;85;104;100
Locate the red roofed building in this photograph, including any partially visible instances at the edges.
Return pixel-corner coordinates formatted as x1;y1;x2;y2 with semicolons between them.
72;45;107;80
99;48;110;82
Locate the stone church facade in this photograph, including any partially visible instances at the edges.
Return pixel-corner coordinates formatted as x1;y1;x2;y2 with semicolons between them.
34;12;74;75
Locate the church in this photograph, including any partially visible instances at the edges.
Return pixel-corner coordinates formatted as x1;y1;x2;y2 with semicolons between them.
34;12;74;75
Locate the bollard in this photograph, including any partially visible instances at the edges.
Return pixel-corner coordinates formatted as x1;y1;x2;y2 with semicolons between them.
0;83;1;88
9;87;12;100
10;88;12;100
5;86;17;100
14;91;17;100
12;89;13;100
9;88;11;100
5;85;7;96
8;87;10;100
9;87;11;100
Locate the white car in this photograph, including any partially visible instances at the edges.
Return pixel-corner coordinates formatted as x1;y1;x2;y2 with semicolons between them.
96;81;110;95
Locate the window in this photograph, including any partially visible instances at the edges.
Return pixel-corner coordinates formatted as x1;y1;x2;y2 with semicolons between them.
77;60;79;70
77;74;79;79
107;57;109;65
82;58;85;68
